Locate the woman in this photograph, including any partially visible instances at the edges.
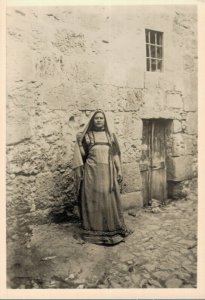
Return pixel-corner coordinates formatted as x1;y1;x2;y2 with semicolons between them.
72;110;130;245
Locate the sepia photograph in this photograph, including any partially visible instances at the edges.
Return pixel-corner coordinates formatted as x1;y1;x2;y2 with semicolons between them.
1;0;204;298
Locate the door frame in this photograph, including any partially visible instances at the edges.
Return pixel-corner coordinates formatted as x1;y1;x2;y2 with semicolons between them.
140;118;172;207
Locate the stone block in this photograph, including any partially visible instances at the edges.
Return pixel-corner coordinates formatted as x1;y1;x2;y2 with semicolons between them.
122;114;143;140
167;155;193;181
158;71;176;91
45;82;77;110
85;84;119;111
35;171;70;210
166;93;183;109
7;105;30;123
167;178;196;199
144;88;165;112
165;278;183;288
172;71;184;91
53;28;85;55
35;172;56;209
122;162;142;193
183;54;195;72
6;106;33;145
124;89;144;112
124;65;144;89
183;73;197;112
7;142;46;175
171;134;186;157
144;72;160;89
7;123;31;145
184;135;197;155
77;84;99;110
121;191;143;210
141;110;179;121
167;181;188;199
6;176;37;216
172;120;182;133
71;56;108;86
183;95;197;112
7;39;36;83
185;112;197;135
7;80;43;108
120;142;142;164
77;86;142;113
103;60;144;88
112;113;142;163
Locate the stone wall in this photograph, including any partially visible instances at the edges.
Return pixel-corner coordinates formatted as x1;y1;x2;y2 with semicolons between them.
6;6;197;242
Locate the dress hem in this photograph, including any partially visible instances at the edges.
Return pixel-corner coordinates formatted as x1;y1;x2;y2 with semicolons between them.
81;227;127;237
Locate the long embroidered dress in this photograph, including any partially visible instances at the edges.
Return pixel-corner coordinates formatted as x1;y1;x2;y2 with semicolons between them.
79;130;127;245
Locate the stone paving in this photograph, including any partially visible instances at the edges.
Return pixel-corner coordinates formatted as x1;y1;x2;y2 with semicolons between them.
7;191;197;289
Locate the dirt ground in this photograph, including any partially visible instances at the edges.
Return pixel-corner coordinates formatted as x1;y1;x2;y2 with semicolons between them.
7;191;197;289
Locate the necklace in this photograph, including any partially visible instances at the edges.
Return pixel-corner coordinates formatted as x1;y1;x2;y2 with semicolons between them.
94;128;105;132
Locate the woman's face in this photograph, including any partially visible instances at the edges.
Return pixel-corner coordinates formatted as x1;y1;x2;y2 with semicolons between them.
93;112;105;130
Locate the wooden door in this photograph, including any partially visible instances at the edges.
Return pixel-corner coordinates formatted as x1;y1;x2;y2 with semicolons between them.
140;119;167;206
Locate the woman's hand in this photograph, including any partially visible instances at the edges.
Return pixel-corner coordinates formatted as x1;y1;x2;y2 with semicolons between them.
76;132;82;145
75;167;84;181
117;170;123;184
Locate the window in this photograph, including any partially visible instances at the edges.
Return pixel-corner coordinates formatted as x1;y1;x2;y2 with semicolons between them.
145;29;163;72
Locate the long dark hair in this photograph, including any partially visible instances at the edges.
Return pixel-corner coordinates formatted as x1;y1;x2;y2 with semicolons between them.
84;110;121;158
86;110;109;132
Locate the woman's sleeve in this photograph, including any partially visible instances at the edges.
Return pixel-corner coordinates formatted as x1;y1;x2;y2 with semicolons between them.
82;135;89;158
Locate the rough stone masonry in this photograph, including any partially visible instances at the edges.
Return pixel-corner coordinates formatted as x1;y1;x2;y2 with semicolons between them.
6;6;197;243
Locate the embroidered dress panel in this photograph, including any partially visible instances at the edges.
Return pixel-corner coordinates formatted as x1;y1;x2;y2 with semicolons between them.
87;144;110;165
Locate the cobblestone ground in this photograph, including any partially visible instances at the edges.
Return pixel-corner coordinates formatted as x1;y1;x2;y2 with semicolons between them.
7;192;197;289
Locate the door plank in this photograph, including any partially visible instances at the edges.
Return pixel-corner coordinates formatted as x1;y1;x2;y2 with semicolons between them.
151;120;167;203
140;120;151;206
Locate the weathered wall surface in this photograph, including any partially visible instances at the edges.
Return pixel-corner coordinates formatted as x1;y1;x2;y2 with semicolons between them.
6;6;197;242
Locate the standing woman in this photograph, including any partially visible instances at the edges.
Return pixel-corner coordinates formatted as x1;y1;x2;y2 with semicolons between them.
72;110;131;245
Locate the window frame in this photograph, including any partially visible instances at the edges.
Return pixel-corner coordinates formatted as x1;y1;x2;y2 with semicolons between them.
145;29;164;72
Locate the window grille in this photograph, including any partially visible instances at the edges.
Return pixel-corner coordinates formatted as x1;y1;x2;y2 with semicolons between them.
145;29;163;72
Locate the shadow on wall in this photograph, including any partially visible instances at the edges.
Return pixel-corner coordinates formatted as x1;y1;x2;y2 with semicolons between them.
47;170;80;224
48;203;80;224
